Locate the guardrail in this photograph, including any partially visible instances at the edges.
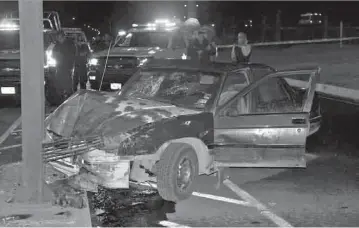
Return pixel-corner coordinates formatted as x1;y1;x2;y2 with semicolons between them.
217;36;359;49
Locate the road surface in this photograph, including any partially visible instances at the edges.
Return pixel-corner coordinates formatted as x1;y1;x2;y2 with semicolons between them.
1;95;359;227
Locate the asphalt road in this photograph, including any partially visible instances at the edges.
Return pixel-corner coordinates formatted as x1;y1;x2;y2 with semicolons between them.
1;96;359;227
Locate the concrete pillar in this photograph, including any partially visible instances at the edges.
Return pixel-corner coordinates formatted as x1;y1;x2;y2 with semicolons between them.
187;1;196;19
18;0;45;203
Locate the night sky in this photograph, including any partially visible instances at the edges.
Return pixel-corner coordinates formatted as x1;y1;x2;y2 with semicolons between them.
1;1;359;35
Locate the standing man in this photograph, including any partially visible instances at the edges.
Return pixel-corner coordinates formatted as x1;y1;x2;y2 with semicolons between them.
231;32;252;63
50;31;77;105
73;37;89;91
183;18;201;61
201;25;217;62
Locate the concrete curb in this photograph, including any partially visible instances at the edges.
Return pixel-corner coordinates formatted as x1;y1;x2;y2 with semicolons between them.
0;163;92;227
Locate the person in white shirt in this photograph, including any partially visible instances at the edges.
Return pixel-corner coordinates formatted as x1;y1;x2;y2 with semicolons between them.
231;32;252;63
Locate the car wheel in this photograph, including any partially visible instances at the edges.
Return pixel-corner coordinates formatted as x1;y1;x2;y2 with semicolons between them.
156;143;198;202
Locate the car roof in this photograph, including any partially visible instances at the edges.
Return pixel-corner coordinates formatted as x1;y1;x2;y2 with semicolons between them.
144;59;272;75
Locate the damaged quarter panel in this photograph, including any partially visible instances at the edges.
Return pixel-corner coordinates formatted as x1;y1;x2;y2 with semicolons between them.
114;112;214;156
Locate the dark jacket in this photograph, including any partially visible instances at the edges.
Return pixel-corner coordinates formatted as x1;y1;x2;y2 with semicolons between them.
232;45;252;63
187;37;214;63
51;38;77;94
52;38;77;67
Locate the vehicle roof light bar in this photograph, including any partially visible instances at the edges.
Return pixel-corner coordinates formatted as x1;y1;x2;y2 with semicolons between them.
132;20;177;28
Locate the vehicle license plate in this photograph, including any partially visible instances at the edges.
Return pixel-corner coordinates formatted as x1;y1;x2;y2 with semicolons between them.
1;87;15;94
110;83;122;90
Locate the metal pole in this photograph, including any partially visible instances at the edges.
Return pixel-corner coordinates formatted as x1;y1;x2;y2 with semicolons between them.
261;15;267;42
340;21;343;48
18;0;45;203
275;10;281;42
323;15;328;39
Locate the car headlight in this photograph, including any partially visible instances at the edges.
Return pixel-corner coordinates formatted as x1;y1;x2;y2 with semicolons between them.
44;50;56;68
88;58;99;66
137;57;148;67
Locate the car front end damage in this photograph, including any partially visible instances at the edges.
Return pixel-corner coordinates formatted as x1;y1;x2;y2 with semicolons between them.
44;90;214;194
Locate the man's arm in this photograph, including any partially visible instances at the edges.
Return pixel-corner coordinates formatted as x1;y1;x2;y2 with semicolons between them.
231;45;238;63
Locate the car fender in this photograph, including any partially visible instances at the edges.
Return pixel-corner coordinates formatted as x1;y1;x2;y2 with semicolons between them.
152;137;213;175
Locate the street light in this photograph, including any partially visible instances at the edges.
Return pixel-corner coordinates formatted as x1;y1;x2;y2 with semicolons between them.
196;4;199;7
184;4;187;7
72;17;75;20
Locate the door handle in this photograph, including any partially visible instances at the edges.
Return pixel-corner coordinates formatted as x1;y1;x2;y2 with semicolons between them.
292;118;306;124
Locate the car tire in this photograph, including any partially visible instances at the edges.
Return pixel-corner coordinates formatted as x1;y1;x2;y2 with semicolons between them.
156;143;198;202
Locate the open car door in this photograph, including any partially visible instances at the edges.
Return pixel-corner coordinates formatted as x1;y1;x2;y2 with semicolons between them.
213;67;319;168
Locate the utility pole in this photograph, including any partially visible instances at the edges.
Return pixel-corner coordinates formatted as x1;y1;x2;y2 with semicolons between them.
187;1;196;19
323;15;328;39
275;10;281;41
261;15;267;42
17;0;45;203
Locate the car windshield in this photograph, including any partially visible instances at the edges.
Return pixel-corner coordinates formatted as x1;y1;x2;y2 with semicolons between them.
0;31;20;50
122;69;222;110
117;31;169;48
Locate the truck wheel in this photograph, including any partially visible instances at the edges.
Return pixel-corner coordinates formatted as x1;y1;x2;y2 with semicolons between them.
156;143;198;202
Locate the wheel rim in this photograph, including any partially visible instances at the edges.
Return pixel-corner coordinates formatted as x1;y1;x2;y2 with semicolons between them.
176;156;193;192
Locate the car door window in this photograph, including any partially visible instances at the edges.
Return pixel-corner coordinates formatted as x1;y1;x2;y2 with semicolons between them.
252;77;298;113
218;72;248;106
221;76;298;117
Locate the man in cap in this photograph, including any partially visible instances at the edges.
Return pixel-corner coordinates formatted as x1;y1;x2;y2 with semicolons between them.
200;25;217;62
182;18;201;61
231;32;252;63
73;36;90;91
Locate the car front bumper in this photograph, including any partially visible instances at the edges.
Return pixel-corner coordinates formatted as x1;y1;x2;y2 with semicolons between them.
49;148;133;189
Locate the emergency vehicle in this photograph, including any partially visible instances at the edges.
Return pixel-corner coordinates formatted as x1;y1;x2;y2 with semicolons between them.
0;12;60;104
87;19;188;91
298;13;323;26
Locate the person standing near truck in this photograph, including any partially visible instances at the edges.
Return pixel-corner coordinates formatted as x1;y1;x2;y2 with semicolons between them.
231;32;252;63
47;31;77;105
73;37;90;91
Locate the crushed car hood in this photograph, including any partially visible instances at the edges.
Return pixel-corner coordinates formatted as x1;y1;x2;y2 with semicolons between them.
45;90;201;143
92;47;165;58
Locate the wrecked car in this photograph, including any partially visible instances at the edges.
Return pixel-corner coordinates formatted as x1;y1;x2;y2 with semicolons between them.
44;59;321;202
